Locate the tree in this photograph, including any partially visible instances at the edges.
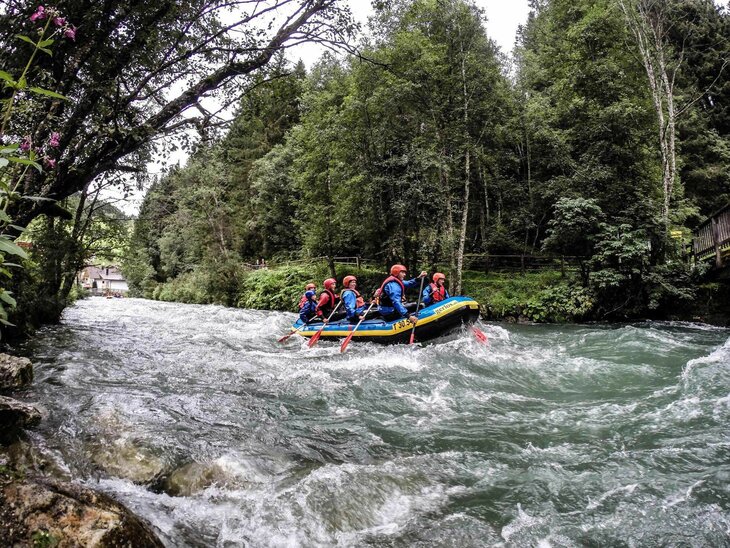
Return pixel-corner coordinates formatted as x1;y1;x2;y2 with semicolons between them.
0;0;355;228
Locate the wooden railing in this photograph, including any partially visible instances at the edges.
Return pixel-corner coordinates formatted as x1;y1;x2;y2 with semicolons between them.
463;253;584;272
693;203;730;267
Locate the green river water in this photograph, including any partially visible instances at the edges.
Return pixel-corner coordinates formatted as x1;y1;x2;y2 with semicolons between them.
16;298;730;546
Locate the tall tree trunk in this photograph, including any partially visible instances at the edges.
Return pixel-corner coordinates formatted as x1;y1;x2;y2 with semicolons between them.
436;131;456;293
455;149;470;295
454;49;470;296
619;0;679;227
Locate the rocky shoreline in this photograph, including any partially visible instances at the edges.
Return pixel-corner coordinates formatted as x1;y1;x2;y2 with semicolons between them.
0;353;164;547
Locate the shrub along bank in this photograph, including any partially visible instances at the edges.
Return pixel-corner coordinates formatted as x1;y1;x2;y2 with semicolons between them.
136;262;599;323
130;262;730;325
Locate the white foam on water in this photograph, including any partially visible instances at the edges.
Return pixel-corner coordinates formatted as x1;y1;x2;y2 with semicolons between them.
663;480;705;509
501;503;545;542
642;396;704;425
586;483;639;510
682;337;730;381
393;380;455;423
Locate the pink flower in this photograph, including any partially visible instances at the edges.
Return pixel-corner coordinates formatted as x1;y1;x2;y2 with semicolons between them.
20;136;32;152
44;157;56;169
49;132;60;147
64;26;76;40
53;16;66;27
30;6;46;22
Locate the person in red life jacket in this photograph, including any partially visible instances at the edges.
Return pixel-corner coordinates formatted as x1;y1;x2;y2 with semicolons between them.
315;278;340;320
340;275;367;323
298;283;318;323
422;272;450;306
377;264;427;323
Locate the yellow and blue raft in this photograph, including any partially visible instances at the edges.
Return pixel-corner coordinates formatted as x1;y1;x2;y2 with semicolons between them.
291;296;480;345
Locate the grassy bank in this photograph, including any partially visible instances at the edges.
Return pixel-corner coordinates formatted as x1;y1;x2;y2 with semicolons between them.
140;262;597;323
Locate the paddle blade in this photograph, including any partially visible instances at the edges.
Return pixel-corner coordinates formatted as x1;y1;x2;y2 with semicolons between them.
340;332;355;353
409;329;416;345
277;332;293;343
308;328;323;348
472;326;489;345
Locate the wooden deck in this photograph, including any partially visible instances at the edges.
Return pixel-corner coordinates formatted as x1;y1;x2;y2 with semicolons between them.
693;203;730;268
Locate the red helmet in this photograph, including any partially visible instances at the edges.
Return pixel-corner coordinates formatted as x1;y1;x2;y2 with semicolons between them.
306;283;316;290
433;272;445;283
343;275;357;287
323;278;336;290
390;264;407;276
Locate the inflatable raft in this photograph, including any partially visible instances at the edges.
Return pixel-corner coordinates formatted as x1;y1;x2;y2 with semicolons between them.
291;296;481;345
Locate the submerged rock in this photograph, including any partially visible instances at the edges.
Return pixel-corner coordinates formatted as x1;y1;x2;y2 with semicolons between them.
0;396;41;443
87;411;168;485
0;354;33;391
90;439;167;485
0;475;163;547
162;461;229;496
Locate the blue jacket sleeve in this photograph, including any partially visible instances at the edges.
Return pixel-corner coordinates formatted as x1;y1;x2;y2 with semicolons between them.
422;285;433;306
403;277;420;289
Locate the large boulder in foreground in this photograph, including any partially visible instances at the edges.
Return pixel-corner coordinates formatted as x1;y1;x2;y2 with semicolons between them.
0;396;41;443
0;476;163;547
0;354;33;390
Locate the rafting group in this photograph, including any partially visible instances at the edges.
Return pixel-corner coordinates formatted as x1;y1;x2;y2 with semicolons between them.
281;264;485;351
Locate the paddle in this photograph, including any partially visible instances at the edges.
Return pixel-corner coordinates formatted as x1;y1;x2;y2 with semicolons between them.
340;300;377;354
408;275;427;345
308;300;343;348
472;326;489;345
278;315;317;343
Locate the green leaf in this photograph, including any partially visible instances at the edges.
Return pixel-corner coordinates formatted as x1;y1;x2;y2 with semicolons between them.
38;47;53;56
0;145;20;154
0;292;17;307
38;39;54;48
15;34;36;46
0;210;11;223
7;157;42;172
2;263;21;268
29;87;67;100
22;196;55;203
0;158;8;168
0;318;16;327
0;239;28;259
0;70;16;87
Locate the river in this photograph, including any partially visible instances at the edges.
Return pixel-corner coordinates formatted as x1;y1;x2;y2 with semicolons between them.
16;297;730;546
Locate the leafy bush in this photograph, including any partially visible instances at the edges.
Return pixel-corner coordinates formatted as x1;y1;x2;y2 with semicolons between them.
523;285;595;322
461;270;572;320
154;270;212;304
237;263;386;311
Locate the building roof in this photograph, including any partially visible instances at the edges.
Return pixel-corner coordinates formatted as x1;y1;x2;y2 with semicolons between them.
82;265;125;281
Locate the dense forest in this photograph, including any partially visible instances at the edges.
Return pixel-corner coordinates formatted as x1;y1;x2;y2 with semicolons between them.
125;0;730;320
1;0;729;334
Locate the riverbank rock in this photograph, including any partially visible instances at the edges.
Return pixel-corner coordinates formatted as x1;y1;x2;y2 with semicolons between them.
0;354;33;391
0;475;163;547
0;396;41;443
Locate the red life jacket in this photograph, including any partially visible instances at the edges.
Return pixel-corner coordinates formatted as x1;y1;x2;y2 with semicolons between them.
429;282;446;303
317;288;338;316
298;292;311;310
377;276;406;307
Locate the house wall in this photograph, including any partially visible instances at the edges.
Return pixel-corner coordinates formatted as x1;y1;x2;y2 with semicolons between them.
109;280;129;292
